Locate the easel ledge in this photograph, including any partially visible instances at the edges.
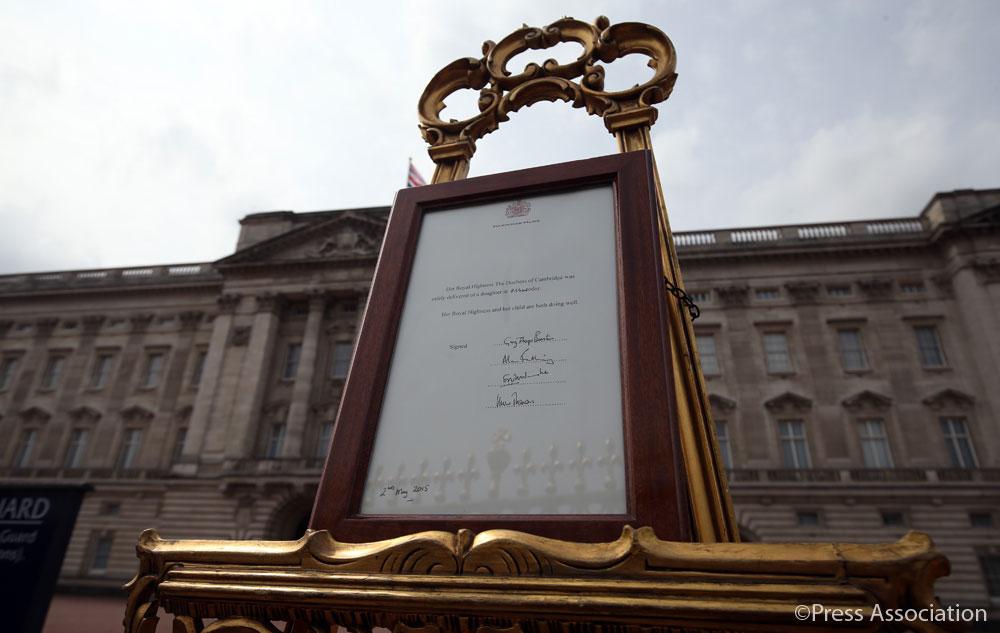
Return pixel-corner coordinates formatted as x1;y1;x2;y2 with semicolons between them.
125;527;952;633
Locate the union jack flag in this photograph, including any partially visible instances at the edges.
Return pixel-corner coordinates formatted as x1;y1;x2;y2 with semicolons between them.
406;159;426;188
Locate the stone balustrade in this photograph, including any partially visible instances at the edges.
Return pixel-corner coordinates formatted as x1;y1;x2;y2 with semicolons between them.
674;217;926;249
225;458;328;475
1;464;998;483
0;262;221;293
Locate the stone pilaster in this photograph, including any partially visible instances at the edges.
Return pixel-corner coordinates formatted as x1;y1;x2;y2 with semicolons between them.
152;312;203;467
282;293;327;458
177;295;239;473
949;264;1000;462
224;293;283;459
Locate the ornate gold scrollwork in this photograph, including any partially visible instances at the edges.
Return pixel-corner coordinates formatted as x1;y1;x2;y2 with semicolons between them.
125;527;953;633
417;16;677;181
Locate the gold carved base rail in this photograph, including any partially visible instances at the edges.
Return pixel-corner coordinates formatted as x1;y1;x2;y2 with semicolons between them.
125;527;954;633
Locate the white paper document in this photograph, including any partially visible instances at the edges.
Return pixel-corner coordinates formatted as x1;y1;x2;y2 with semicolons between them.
361;185;627;515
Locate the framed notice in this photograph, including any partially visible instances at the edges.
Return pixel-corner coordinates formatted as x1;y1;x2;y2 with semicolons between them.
312;151;688;542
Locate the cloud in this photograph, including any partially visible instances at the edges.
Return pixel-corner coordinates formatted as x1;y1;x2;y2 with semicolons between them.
737;111;1000;225
0;2;998;273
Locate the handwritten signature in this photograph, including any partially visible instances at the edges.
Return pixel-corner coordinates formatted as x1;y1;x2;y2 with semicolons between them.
501;330;557;349
502;368;550;385
510;346;556;365
495;392;536;408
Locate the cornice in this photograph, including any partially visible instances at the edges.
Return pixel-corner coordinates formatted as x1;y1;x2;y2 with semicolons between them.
215;253;379;275
0;280;223;301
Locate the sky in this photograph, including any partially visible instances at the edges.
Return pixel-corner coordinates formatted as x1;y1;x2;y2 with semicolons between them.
1;0;998;273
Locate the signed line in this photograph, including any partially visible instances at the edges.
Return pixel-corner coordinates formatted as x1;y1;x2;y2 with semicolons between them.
485;403;567;408
489;359;568;366
487;380;568;388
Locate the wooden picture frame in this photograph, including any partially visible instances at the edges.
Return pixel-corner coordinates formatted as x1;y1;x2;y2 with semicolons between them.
311;151;689;542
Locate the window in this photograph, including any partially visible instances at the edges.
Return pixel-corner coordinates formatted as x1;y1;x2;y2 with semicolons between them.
89;353;114;389
89;533;114;573
688;290;710;303
316;421;334;458
40;354;65;390
763;332;793;374
265;423;286;458
282;343;302;380
14;429;37;467
940;417;977;468
715;420;733;469
914;325;946;367
778;420;811;468
981;555;1000;598
140;352;165;389
827;285;852;297
340;299;358;313
172;427;188;463
796;511;819;527
837;329;868;371
881;511;905;527
190;350;207;386
900;281;925;294
64;428;89;468
288;301;310;317
857;419;894;468
755;288;779;300
970;512;994;528
116;428;143;469
330;342;352;379
695;334;720;375
0;356;19;391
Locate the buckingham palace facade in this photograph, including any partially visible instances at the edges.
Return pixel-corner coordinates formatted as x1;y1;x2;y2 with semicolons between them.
1;187;999;611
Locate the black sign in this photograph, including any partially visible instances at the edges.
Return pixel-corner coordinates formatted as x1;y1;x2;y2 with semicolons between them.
0;484;89;633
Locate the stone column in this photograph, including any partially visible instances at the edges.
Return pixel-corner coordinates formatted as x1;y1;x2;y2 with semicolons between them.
949;263;1000;458
176;294;239;474
351;286;369;353
225;293;282;459
282;292;327;458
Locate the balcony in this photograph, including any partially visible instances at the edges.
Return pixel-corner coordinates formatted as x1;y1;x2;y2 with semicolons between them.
226;458;326;475
765;469;841;482
0;466;170;480
726;467;1000;485
848;468;927;482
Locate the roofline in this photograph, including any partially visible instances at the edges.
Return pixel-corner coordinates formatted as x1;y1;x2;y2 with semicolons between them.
240;205;390;224
5;186;998;282
917;187;1000;217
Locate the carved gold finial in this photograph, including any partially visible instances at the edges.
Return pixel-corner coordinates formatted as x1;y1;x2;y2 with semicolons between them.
418;16;677;182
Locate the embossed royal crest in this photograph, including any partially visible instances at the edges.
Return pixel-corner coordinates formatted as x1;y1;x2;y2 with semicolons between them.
505;200;531;218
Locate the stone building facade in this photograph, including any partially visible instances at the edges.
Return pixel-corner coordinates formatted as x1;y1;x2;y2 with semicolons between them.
0;188;998;613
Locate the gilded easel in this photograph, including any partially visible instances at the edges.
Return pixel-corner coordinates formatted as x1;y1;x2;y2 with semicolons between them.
125;17;953;633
